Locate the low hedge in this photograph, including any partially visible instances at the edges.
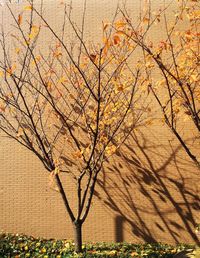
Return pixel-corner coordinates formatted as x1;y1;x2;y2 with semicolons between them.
0;233;195;257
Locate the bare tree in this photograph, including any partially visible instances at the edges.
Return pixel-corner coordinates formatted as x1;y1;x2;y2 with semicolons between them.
0;1;148;252
118;0;200;168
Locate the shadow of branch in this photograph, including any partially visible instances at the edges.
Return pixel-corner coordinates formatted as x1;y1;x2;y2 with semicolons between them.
95;129;200;244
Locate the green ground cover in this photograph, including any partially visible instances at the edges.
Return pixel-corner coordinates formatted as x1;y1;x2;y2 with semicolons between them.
0;233;197;257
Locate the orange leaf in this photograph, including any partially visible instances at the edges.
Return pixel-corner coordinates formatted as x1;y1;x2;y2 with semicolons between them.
103;22;109;31
7;67;13;75
0;105;5;112
117;85;124;91
18;14;22;25
143;17;150;24
113;35;121;45
7;64;16;75
53;51;62;58
73;150;83;159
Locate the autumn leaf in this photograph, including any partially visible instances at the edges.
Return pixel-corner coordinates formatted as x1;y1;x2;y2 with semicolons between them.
190;74;198;82
159;40;168;50
53;50;62;58
102;38;110;55
32;25;39;33
143;17;150;24
108;250;117;256
131;251;138;257
193;10;200;19
117;85;124;92
73;150;83;159
0;105;6;112
89;54;97;62
113;35;121;45
16;128;23;137
15;47;21;54
115;20;126;29
102;22;109;31
29;25;39;40
23;5;33;11
35;55;41;62
7;64;16;75
58;76;67;84
18;14;22;25
45;81;52;91
105;145;117;155
145;62;154;68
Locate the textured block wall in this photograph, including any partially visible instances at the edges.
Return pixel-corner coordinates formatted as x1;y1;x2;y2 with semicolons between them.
0;0;199;244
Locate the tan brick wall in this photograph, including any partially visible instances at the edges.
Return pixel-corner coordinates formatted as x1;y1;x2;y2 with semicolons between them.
0;0;199;244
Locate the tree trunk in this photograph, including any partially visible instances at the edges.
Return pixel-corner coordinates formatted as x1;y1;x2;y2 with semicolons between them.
73;221;82;253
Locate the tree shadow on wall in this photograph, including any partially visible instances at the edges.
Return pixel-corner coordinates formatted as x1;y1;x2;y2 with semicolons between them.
95;130;200;244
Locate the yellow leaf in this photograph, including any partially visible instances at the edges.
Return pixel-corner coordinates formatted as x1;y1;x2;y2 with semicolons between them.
108;250;117;256
23;5;33;11
64;243;70;249
143;17;150;24
54;167;60;174
193;10;200;18
36;55;41;62
16;128;23;137
115;20;126;29
29;25;39;40
15;47;21;54
30;60;36;67
105;145;116;155
73;150;83;159
0;71;3;77
58;76;67;84
190;74;198;82
32;25;39;33
145;62;154;68
45;81;52;91
41;247;46;253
